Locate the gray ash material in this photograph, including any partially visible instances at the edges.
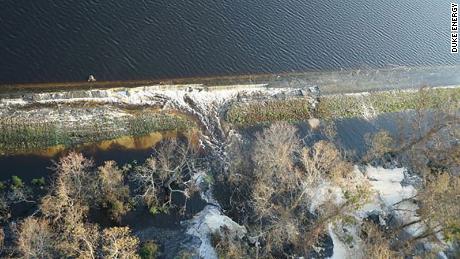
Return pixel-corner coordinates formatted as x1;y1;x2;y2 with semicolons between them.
308;234;334;258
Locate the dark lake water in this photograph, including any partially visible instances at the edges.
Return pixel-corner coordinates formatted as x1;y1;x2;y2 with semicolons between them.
1;0;459;84
0;146;155;182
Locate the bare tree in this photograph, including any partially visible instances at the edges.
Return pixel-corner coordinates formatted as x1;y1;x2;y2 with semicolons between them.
102;227;140;259
15;217;56;259
226;122;371;257
40;152;95;224
131;139;198;214
362;89;460;255
364;87;459;178
301;140;354;186
39;152;101;258
253;122;299;175
400;173;460;246
41;193;100;259
98;161;131;221
9;152;143;259
50;152;98;207
360;222;400;259
60;221;100;259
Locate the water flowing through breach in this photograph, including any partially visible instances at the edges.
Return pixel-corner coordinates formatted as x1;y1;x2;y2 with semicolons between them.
142;85;319;258
0;83;319;258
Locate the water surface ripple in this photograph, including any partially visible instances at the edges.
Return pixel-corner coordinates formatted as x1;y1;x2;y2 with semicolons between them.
0;0;458;83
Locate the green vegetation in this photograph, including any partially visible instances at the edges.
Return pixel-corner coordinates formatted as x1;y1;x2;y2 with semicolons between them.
139;240;159;259
226;98;314;126
31;177;46;186
148;206;168;216
0;112;194;154
226;87;459;127
11;175;24;189
2;86;457;154
127;114;191;136
317;87;460;119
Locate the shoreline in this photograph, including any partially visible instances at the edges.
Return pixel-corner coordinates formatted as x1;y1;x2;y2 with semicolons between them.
0;64;458;156
0;82;458;156
1;64;459;96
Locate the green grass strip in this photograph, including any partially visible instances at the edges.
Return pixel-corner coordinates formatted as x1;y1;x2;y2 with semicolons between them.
0;113;193;154
317;88;460;119
226;98;314;126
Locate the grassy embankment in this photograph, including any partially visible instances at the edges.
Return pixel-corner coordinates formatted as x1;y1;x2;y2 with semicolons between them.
226;98;315;125
1;87;458;155
317;87;459;119
226;87;460;126
0;112;195;155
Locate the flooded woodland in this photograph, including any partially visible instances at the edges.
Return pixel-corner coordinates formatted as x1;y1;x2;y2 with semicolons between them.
0;69;459;258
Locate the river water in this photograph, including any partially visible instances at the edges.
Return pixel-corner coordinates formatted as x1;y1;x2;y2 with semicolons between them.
1;0;459;84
